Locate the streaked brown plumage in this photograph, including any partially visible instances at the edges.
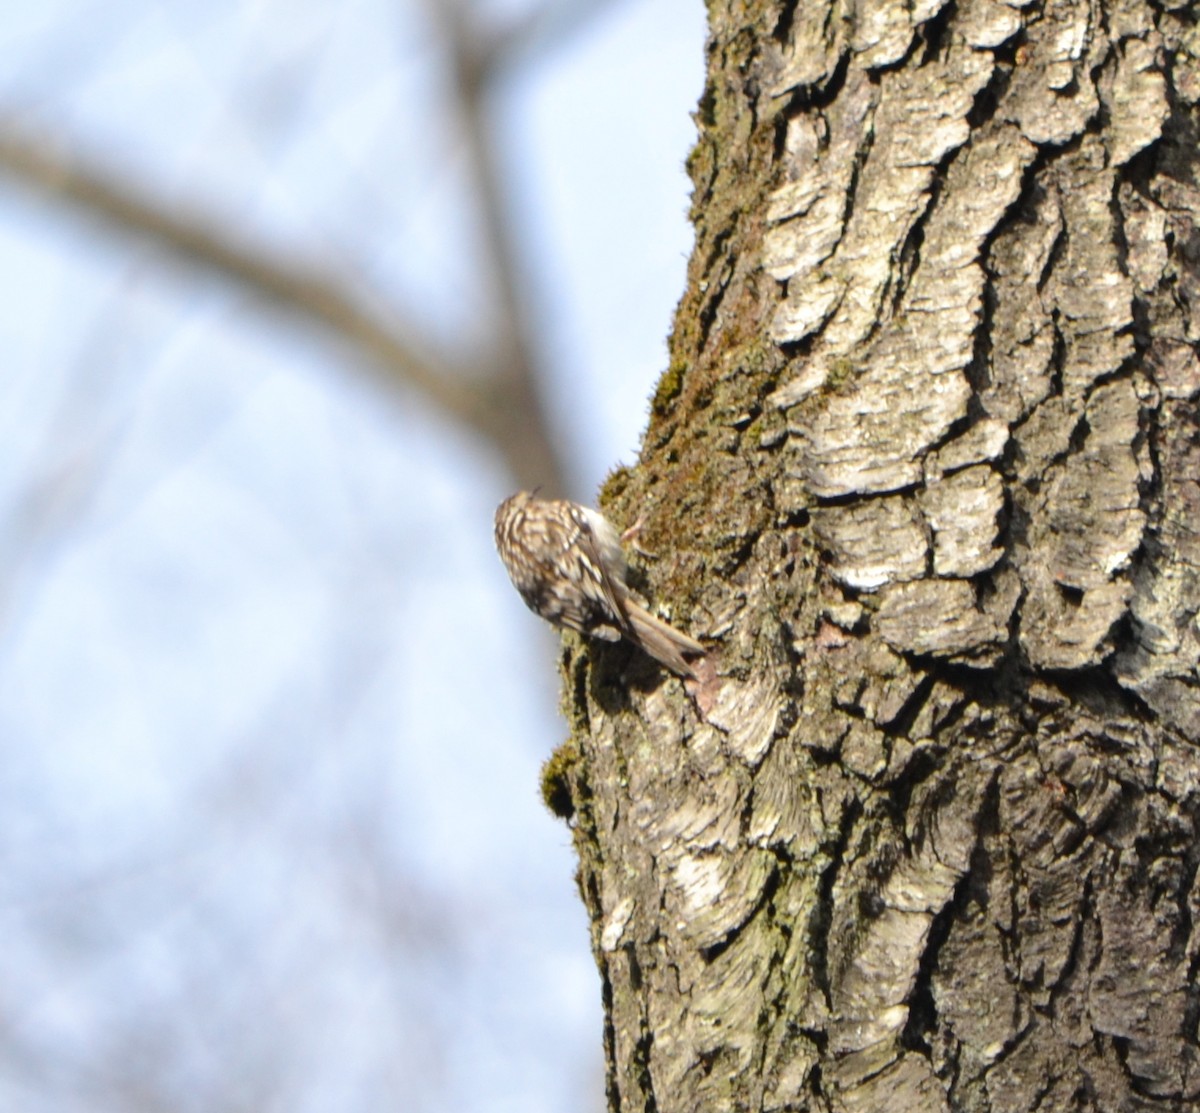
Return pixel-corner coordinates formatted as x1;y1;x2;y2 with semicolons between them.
494;491;705;679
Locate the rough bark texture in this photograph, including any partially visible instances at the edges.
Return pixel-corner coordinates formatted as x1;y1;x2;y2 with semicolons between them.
545;1;1200;1110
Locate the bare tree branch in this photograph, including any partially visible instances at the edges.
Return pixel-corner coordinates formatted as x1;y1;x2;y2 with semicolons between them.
0;126;469;407
423;1;578;496
483;0;636;76
0;124;568;492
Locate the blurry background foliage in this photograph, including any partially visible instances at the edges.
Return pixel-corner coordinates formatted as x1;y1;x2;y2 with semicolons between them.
0;1;703;1110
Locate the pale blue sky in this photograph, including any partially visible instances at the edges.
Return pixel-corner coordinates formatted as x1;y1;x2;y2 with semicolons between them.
0;2;705;1110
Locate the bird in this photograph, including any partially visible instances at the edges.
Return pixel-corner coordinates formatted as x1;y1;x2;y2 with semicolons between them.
494;491;705;679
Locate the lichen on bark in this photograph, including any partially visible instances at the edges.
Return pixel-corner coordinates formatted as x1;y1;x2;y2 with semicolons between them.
554;0;1200;1110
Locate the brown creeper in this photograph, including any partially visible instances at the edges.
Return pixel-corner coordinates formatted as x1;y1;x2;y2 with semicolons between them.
494;491;705;679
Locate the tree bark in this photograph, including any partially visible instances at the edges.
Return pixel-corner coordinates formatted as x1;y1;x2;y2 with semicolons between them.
543;0;1200;1110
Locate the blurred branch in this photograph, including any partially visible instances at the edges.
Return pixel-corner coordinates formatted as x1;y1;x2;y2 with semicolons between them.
0;127;472;414
0;125;567;493
484;0;635;75
425;0;576;497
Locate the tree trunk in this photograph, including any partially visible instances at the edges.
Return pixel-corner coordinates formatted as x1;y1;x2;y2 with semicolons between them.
544;1;1200;1109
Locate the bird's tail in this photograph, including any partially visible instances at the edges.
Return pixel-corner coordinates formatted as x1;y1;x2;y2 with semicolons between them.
625;601;706;679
